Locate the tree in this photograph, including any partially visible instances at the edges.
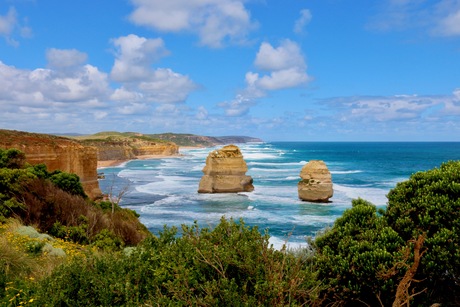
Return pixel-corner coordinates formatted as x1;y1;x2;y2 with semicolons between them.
0;148;26;169
313;198;404;306
385;160;460;305
49;172;86;198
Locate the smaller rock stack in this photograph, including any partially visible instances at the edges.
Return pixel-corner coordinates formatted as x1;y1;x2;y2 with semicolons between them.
298;160;333;202
198;145;254;193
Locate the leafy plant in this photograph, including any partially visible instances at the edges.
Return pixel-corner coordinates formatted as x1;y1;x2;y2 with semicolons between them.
385;160;460;305
313;198;404;306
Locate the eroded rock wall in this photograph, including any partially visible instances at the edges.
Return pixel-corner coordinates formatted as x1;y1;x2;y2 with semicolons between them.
0;129;101;199
82;139;179;161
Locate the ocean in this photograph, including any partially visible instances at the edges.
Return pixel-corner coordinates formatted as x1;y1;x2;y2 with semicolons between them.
98;142;460;249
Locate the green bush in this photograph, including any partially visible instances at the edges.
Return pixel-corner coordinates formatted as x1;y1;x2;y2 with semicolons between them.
313;198;404;306
49;221;89;244
91;229;124;251
25;218;320;306
386;160;460;305
0;148;26;169
49;172;86;198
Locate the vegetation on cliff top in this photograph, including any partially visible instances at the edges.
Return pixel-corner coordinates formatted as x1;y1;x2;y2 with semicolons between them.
1;147;459;306
0;148;150;246
73;131;262;147
0;129;80;147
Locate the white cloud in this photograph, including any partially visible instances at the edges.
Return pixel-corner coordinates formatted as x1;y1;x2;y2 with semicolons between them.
220;40;311;116
110;87;143;102
219;94;254;117
196;106;209;120
454;88;460;99
324;94;453;123
111;34;169;82
294;9;312;34
0;7;17;36
46;48;88;69
0;6;32;46
94;111;108;120
369;0;460;37
254;40;306;71
0;53;110;106
435;7;460;36
110;34;197;104
253;67;310;91
128;0;257;48
116;103;149;115
247;40;310;92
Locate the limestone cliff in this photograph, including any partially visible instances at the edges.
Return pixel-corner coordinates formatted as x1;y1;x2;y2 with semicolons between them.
147;133;263;147
298;160;333;203
0;129;101;199
198;145;254;193
80;137;179;161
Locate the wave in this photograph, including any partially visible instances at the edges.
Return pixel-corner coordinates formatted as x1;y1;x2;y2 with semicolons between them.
333;183;388;206
247;161;306;166
243;153;283;160
330;170;363;174
249;167;294;173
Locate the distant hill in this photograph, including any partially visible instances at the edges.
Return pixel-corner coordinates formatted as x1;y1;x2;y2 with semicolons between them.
73;132;179;162
72;132;263;147
146;133;263;147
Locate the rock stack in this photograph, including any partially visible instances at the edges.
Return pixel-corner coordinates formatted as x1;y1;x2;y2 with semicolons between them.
298;160;333;202
198;145;254;193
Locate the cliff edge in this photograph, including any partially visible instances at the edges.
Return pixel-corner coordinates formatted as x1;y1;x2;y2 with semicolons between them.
78;133;179;162
0;129;101;199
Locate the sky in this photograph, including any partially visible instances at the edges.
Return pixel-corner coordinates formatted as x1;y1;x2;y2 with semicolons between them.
1;0;460;141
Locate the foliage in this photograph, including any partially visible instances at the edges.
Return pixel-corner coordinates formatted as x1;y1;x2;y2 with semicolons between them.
0;148;26;169
23;218;320;306
49;172;86;198
91;229;124;251
0;148;149;247
1;147;460;306
0;168;35;221
313;198;405;306
386;160;460;305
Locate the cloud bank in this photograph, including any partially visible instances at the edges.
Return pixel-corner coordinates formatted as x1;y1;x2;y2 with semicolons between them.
128;0;257;47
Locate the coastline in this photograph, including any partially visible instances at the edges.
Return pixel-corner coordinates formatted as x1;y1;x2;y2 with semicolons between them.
97;146;204;168
97;154;180;168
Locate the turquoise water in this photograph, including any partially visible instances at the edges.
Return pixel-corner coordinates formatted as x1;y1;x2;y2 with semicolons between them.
98;142;460;248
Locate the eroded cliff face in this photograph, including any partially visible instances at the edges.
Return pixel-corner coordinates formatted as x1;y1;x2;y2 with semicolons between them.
0;129;102;199
81;138;179;161
198;145;254;193
298;160;333;203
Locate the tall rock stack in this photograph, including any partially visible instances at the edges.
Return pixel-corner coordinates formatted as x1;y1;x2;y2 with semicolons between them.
298;160;333;202
198;145;254;193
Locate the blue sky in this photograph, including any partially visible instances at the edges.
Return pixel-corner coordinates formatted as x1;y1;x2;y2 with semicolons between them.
1;0;459;141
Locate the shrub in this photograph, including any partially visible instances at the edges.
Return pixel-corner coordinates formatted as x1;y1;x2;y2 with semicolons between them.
385;160;460;305
0;148;26;169
313;198;405;306
49;172;86;198
26;218;320;306
91;229;124;251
